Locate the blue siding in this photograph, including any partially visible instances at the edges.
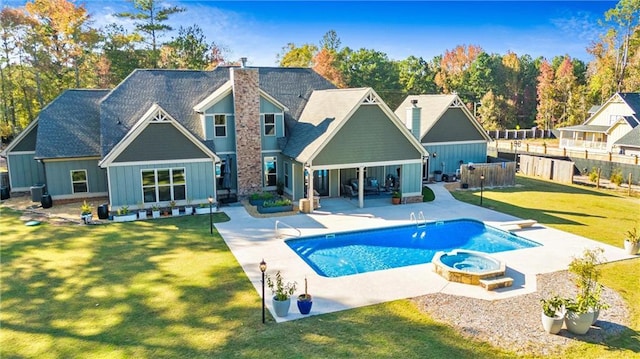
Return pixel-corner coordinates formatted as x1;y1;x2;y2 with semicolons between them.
426;142;487;176
260;96;283;113
205;93;234;114
400;163;422;194
108;161;215;207
45;159;107;196
7;153;45;190
211;115;236;152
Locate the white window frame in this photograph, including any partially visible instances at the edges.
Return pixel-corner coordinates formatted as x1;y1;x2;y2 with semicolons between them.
263;113;276;136
71;169;88;193
141;167;187;203
263;156;277;187
214;114;227;138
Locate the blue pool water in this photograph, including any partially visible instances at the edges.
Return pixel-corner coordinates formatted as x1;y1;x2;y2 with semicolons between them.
286;218;541;277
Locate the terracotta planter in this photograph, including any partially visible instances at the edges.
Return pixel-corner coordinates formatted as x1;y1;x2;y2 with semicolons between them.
391;197;401;205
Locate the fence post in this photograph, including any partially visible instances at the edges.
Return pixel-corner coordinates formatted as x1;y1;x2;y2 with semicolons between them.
596;168;601;189
629;173;632;197
608;152;612;162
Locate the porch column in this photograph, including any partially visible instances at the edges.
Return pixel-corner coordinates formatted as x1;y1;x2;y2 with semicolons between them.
358;166;364;208
307;165;314;213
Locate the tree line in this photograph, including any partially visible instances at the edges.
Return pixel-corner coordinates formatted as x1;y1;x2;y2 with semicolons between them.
1;0;638;141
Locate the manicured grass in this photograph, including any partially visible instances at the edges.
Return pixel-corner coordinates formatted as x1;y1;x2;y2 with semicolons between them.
451;175;639;247
2;176;639;358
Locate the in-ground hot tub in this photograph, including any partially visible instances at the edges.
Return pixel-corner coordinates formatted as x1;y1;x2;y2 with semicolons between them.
432;250;506;285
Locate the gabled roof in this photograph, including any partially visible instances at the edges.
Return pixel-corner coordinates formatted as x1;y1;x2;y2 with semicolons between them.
614;126;640;148
100;67;335;157
282;88;426;163
394;94;491;142
1;116;39;156
35;89;109;159
99;103;219;167
583;92;640;128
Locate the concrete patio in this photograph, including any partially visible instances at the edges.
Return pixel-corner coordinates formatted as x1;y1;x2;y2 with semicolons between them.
215;182;635;322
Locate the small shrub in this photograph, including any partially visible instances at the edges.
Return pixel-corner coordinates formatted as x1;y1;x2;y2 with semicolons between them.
250;192;274;201
80;201;92;215
588;167;599;183
117;206;129;215
422;187;435;202
610;169;623;186
262;198;292;208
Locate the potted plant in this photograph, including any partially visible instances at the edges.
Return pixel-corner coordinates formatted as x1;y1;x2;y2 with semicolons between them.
391;190;401;205
137;202;147;220
623;226;639;255
564;248;609;334
195;202;212;215
169;200;179;216
80;200;93;224
540;295;565;334
184;198;194;215
297;277;313;315
257;197;293;214
266;270;297;317
151;204;161;219
113;205;136;222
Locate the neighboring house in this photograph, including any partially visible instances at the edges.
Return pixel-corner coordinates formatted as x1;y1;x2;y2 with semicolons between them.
558;92;640;154
394;94;491;181
2;64;427;210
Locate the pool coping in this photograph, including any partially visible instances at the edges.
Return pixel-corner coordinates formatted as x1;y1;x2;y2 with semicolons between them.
215;183;635;323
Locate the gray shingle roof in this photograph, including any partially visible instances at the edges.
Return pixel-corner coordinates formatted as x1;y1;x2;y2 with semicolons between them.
614;125;640;148
619;92;640;127
99;67;335;157
282;88;370;162
35;89;109;159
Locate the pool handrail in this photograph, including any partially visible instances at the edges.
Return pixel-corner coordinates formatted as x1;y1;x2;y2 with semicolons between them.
275;220;302;239
410;211;427;228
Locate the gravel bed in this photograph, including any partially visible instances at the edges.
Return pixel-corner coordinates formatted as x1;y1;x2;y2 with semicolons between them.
413;270;630;357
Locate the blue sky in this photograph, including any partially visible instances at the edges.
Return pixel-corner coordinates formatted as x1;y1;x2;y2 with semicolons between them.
6;1;618;65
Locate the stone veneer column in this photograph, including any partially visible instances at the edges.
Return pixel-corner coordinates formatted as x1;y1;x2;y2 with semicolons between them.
231;67;262;197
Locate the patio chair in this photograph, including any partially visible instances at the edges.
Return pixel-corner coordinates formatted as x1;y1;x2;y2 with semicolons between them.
342;184;357;199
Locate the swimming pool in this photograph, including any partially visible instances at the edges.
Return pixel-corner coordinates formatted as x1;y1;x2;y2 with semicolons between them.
285;218;541;277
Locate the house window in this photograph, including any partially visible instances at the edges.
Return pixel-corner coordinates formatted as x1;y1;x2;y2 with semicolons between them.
284;162;290;188
71;170;88;193
264;114;275;136
142;168;186;203
214;114;227;137
264;156;277;187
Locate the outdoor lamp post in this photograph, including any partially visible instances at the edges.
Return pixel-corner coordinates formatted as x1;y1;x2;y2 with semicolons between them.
480;173;485;206
259;259;267;324
208;195;213;234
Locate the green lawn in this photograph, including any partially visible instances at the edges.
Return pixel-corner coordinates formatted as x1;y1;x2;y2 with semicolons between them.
1;176;639;358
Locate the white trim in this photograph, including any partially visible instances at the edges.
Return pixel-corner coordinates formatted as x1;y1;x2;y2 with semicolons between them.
99;103;219;167
1;117;38;156
51;192;108;201
107;158;212;167
211;113;229;139
260;90;289;112
261;149;282;154
70;169;89;194
6;150;35;155
309;158;422;171
215;151;236;156
43;156;101;163
402;191;422;197
193;80;233;113
262;113;277;137
423;140;488;146
141;167;187;204
305;88;427;163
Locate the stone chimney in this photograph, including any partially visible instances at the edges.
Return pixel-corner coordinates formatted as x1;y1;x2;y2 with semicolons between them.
231;65;262;197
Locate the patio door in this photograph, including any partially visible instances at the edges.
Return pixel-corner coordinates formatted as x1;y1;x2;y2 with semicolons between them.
313;170;329;196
